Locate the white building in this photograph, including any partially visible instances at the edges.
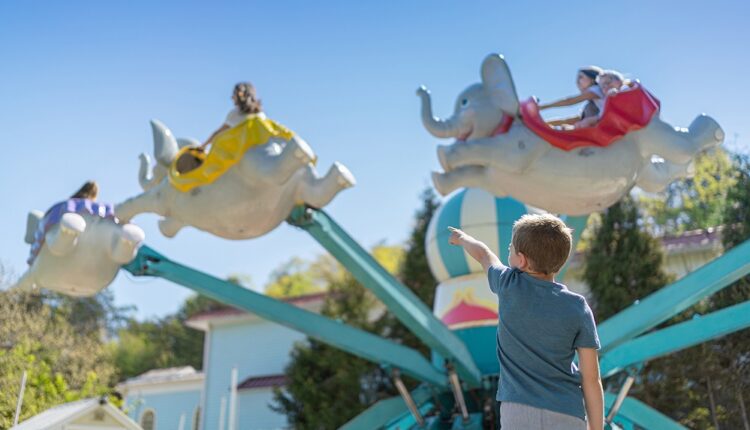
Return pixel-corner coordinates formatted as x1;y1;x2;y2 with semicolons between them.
13;398;142;430
118;293;326;430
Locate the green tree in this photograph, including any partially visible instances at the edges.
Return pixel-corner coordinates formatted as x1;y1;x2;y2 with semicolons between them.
584;158;750;428
112;293;222;380
113;252;339;383
635;154;750;429
177;293;226;321
44;289;134;338
640;150;734;235
265;257;325;298
582;195;674;321
271;271;382;430
0;287;115;428
272;188;438;429
700;153;750;429
580;195;711;427
396;188;440;308
375;188;440;356
112;326;166;380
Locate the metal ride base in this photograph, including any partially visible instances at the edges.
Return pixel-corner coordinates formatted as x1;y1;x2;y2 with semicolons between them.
122;205;750;429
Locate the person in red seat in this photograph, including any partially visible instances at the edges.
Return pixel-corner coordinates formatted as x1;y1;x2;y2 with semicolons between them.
576;70;632;128
599;69;632;95
539;66;604;129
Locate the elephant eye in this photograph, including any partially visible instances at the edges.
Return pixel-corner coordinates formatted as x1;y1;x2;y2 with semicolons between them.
461;99;469;106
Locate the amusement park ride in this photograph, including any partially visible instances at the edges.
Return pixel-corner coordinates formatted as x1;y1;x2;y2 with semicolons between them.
14;54;750;430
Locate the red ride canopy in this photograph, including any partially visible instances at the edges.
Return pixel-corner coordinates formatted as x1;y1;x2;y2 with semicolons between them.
520;84;660;151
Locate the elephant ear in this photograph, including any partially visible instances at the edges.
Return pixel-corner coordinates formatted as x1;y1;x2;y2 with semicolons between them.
25;210;43;244
481;54;520;116
150;119;180;167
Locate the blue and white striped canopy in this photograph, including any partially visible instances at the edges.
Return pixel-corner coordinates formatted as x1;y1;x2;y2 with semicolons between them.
426;188;543;282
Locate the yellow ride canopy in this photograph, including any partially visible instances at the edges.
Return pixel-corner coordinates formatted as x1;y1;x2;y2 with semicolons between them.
169;115;295;192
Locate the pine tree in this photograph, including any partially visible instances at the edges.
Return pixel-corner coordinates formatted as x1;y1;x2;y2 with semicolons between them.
640;149;734;235
43;289;134;338
113;294;223;380
0;286;116;427
271;188;440;428
580;195;707;426
641;154;750;430
703;153;750;429
583;159;750;429
398;188;440;307
582;195;673;321
271;272;383;430
375;188;440;357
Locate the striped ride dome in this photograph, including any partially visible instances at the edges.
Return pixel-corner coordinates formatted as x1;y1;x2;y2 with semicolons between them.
425;188;544;283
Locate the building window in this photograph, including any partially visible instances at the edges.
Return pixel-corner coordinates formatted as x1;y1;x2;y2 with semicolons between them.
141;409;156;430
192;407;201;430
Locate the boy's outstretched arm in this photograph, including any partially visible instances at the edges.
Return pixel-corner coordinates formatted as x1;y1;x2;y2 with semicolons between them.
578;347;604;430
448;227;502;272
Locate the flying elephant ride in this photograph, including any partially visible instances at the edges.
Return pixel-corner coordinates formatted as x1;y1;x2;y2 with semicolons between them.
114;114;356;239
14;67;750;430
388;54;750;430
417;54;725;215
16;185;145;297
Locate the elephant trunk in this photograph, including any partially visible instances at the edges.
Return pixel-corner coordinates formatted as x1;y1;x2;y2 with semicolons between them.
109;224;145;264
138;153;166;191
417;86;461;139
46;213;86;256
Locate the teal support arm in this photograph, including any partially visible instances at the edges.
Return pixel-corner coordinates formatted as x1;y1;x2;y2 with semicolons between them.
123;245;448;387
384;403;438;430
288;206;482;387
600;299;750;377
604;393;686;430
598;239;750;352
339;385;434;430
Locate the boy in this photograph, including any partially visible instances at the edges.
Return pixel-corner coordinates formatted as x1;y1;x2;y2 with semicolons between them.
449;214;603;430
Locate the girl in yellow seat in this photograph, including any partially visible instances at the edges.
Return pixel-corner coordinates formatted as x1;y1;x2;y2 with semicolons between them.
202;82;264;149
169;82;295;192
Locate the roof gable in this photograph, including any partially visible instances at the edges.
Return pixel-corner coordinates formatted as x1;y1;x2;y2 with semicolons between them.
13;399;141;430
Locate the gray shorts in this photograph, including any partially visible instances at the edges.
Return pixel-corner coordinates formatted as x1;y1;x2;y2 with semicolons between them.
500;402;586;430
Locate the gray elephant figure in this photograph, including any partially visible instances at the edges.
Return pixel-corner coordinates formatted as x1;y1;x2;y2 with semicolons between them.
15;209;144;297
115;120;355;239
418;54;724;215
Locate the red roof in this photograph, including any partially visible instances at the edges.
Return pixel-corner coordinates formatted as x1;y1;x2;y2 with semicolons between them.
441;301;497;327
661;227;721;251
237;374;287;390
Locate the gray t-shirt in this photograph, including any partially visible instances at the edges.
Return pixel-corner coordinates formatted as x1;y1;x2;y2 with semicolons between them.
488;264;600;420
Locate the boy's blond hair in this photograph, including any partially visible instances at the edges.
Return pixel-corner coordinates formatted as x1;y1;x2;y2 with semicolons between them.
512;214;573;275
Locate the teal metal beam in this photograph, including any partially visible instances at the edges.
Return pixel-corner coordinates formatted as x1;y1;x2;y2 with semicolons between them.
340;385;434;430
600;299;750;377
604;393;686;430
122;245;448;387
385;403;439;430
598;239;750;351
288;206;482;387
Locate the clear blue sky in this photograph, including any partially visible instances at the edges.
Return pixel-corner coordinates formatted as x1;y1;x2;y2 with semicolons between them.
1;1;747;319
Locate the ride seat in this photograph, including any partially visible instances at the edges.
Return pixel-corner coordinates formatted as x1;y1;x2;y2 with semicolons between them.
520;84;660;151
